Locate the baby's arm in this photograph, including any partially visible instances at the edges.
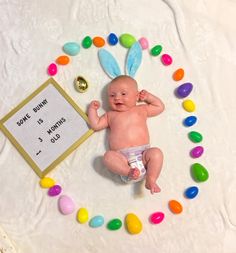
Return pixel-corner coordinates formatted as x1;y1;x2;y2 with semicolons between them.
139;90;165;117
88;100;108;131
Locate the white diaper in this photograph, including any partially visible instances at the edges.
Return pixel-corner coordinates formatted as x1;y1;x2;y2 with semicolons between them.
119;144;150;183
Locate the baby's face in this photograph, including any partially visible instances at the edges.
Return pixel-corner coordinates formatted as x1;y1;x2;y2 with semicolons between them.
108;76;139;112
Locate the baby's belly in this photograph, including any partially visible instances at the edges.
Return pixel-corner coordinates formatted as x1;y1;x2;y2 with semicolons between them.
108;130;149;150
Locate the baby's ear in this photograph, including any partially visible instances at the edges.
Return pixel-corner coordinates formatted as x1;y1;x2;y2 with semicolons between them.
126;42;142;78
98;49;121;79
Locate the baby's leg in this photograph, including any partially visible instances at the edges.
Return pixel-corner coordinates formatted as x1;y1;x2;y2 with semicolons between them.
103;150;140;179
142;147;163;194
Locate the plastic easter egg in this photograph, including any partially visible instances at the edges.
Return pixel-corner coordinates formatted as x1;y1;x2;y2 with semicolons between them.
185;186;199;199
77;208;89;224
107;33;118;45
93;36;105;47
56;55;70;65
39;177;55;188
190;146;204;158
74;76;89;93
182;99;196;112
48;185;62;196
149;212;165;224
138;37;149;50
188;131;203;143
47;63;57;76
125;213;142;235
176;83;193;98
58;195;75;215
150;45;162;56
191;163;209;182
89;215;104;228
119;33;136;48
107;218;122;230
168;200;183;214
63;42;80;56
161;54;172;65
82;36;92;49
173;68;184;81
183;116;197;127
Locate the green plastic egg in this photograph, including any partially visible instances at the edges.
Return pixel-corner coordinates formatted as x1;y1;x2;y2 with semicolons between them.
107;218;122;231
188;131;203;143
191;163;209;182
119;33;136;48
82;36;92;49
150;45;162;56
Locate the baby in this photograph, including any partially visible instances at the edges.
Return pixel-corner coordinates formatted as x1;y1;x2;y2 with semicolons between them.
88;75;165;194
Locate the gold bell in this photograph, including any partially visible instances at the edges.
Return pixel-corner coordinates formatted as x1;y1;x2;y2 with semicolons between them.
74;76;89;93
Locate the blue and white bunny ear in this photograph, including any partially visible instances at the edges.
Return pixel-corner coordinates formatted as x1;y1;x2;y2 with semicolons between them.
98;49;121;79
126;42;142;78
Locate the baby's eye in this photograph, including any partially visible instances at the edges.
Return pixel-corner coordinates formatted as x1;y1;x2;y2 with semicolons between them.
122;92;126;96
110;94;115;97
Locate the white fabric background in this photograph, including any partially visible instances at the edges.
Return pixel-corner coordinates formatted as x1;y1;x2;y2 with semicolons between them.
0;0;236;252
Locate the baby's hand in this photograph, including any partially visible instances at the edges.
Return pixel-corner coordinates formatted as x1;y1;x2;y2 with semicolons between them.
139;90;149;101
89;100;100;110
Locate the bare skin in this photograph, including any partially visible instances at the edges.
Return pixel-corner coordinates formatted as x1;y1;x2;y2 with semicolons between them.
88;75;165;194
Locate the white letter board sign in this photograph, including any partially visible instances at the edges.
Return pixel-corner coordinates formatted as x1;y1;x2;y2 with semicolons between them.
0;78;93;178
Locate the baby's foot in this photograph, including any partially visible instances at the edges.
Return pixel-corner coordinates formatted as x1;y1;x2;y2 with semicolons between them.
128;168;140;180
145;179;161;194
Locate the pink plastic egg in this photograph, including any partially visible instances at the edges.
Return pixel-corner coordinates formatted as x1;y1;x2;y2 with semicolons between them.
58;195;75;215
161;54;172;66
149;212;165;224
138;37;149;50
47;63;57;76
48;185;62;196
190;146;204;158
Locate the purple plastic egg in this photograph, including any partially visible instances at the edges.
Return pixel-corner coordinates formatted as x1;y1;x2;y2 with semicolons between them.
48;185;62;196
190;146;204;158
176;82;193;98
47;63;57;76
161;54;172;65
149;212;165;224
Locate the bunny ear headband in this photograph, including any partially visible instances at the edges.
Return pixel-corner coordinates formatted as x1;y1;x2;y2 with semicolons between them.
98;42;142;79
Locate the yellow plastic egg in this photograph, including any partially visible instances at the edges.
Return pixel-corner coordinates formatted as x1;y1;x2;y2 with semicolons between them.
182;99;196;112
39;177;55;188
77;208;89;224
125;213;142;234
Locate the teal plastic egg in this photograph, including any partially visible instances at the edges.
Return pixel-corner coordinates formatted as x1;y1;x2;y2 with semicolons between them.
119;33;136;48
191;163;209;182
89;215;104;228
63;42;80;56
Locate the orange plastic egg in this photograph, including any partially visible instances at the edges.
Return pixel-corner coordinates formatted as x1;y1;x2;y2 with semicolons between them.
173;68;184;81
168;200;183;214
56;55;70;65
93;36;105;47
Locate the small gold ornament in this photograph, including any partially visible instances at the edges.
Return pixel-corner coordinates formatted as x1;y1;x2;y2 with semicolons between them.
74;76;89;93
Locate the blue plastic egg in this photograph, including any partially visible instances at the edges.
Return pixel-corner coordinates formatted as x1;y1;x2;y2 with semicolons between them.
176;82;193;98
183;116;197;127
63;42;80;56
184;186;199;199
108;33;118;45
89;215;104;228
